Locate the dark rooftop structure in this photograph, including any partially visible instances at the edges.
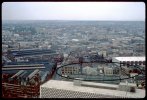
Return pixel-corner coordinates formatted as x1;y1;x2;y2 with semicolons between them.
9;49;56;57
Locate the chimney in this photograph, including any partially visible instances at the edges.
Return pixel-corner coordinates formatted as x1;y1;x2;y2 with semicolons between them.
73;78;83;86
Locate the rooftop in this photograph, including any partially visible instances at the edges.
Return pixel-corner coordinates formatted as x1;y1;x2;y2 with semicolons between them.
113;57;145;62
10;49;56;57
40;80;145;98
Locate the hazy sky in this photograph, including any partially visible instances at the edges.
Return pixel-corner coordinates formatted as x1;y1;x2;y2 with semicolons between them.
2;2;145;21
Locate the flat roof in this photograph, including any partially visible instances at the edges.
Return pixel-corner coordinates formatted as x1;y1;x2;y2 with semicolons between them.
41;80;145;98
10;49;56;57
114;57;145;62
2;66;45;70
6;61;52;65
3;64;44;67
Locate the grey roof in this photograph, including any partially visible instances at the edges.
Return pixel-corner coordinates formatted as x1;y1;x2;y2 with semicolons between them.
40;80;145;98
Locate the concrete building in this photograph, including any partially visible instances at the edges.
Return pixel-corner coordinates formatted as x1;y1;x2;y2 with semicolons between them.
104;67;113;75
40;80;145;98
112;57;145;75
112;57;145;66
82;66;97;75
61;64;80;75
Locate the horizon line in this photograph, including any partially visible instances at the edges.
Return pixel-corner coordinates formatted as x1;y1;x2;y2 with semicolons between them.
2;19;145;22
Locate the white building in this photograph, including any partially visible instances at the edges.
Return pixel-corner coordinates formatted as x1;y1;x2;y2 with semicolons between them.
2;44;8;52
82;66;97;75
112;57;145;66
104;67;113;75
112;57;145;76
40;80;145;98
19;42;36;48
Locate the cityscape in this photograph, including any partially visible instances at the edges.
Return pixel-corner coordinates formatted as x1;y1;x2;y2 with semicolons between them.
2;2;145;98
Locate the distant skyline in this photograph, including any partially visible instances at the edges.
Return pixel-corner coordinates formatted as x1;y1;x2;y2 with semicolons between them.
2;2;145;21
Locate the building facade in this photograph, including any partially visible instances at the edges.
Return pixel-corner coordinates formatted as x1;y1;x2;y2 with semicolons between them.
61;64;80;75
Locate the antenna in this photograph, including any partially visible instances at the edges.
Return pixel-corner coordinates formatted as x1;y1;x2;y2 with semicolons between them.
19;43;20;51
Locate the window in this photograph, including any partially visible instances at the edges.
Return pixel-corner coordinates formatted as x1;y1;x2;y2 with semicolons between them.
143;61;145;65
127;61;130;66
139;61;142;65
122;61;126;66
135;61;138;65
131;61;134;65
